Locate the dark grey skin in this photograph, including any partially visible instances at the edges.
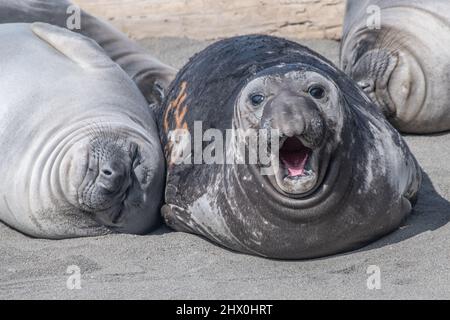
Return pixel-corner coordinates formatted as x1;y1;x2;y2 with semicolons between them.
0;0;177;105
160;35;422;259
341;0;450;133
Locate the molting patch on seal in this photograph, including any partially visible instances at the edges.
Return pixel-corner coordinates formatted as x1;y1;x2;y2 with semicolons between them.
187;194;240;246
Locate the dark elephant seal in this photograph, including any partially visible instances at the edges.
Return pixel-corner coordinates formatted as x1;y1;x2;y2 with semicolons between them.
0;23;165;238
341;0;450;133
0;0;177;105
158;35;422;259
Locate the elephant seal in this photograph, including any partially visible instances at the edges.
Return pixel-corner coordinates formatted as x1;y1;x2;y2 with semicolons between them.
0;0;177;105
158;35;422;259
0;23;165;238
341;0;450;133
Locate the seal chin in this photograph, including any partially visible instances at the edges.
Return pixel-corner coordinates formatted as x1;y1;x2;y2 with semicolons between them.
269;136;322;196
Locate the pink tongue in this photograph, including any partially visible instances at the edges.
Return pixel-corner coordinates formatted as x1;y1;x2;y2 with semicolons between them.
281;151;310;177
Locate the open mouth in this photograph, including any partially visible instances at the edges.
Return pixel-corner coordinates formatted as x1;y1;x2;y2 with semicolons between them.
279;137;313;179
270;136;319;195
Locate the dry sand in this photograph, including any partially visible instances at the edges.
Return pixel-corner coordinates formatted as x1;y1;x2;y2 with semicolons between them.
0;38;449;300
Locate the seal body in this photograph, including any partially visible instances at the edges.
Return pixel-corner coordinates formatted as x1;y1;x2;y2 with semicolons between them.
341;0;450;133
159;35;422;259
0;0;177;104
0;23;165;238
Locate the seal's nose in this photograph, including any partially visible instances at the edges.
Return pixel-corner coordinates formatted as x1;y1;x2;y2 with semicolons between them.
98;162;126;193
267;94;318;137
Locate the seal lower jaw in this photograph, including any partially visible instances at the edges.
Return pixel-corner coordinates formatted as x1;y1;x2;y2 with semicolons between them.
275;164;318;195
77;187;129;222
91;204;127;227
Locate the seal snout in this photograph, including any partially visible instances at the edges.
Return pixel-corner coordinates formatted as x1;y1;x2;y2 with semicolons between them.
269;94;325;149
271;95;310;136
67;136;137;221
68;133;163;234
266;94;326;195
97;161;127;194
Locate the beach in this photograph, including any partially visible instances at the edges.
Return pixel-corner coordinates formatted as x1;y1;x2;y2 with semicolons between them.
1;38;449;299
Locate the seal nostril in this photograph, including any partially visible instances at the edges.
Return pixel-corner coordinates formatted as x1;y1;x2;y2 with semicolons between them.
102;169;113;176
358;81;371;91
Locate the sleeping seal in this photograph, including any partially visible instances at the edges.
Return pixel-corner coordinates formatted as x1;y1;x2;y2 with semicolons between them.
159;35;422;259
341;0;450;133
0;0;177;105
0;23;165;238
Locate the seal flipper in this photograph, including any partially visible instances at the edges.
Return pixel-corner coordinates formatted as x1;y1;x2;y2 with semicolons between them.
161;204;196;234
405;166;423;207
30;22;115;69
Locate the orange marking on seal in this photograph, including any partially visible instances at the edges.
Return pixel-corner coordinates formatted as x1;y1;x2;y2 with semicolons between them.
175;103;188;130
163;81;188;134
163;81;190;167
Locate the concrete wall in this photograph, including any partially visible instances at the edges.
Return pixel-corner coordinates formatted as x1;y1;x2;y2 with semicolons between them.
74;0;345;40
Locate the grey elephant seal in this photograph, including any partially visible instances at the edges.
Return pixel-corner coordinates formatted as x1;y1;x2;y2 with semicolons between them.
158;35;422;259
341;0;450;133
0;23;165;238
0;0;177;105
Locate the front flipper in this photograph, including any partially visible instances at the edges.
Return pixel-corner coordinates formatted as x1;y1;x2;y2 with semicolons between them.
161;204;196;234
31;22;116;69
0;0;176;104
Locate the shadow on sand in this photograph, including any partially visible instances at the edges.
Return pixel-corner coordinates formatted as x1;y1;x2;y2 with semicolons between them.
361;171;450;251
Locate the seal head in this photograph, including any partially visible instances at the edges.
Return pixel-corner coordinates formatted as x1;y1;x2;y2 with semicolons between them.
341;0;450;133
235;67;342;197
61;128;163;234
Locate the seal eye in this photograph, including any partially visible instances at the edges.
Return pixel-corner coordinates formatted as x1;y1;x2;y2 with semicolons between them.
250;94;265;106
308;86;326;99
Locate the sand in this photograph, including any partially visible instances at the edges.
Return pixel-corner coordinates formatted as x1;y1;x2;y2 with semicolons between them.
0;38;449;300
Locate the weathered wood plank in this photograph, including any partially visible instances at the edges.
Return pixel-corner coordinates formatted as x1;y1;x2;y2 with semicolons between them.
73;0;345;40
